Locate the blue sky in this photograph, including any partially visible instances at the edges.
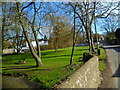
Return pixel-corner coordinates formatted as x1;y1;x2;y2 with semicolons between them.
1;2;119;39
23;2;119;38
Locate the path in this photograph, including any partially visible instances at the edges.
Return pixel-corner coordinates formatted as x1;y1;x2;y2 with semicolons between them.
2;76;41;89
103;42;120;89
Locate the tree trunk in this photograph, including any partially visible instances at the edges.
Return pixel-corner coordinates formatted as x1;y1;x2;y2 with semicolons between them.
70;43;75;65
94;18;99;50
89;27;95;52
85;7;93;52
22;28;43;67
85;3;95;53
2;3;6;53
16;2;43;67
16;27;19;54
70;5;76;65
85;27;92;52
32;3;41;57
55;37;58;52
31;25;41;57
34;31;41;57
2;18;5;53
91;36;95;52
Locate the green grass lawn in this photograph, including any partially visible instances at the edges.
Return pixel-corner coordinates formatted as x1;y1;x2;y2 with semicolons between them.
2;46;89;88
2;46;106;88
99;47;107;70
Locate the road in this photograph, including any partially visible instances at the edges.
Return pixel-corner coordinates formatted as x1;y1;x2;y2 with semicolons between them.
103;44;120;89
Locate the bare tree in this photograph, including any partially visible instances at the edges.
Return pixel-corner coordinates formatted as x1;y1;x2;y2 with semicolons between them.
94;16;100;54
16;2;43;67
69;4;76;65
2;2;9;52
7;14;24;54
69;2;118;53
102;14;118;34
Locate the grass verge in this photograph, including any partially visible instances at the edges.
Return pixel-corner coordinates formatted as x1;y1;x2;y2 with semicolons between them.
99;47;107;70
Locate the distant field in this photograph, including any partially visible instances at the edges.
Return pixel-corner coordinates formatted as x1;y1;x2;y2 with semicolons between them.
2;46;106;88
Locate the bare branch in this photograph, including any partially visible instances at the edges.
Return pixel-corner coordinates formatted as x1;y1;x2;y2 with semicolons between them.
96;3;119;18
21;2;33;12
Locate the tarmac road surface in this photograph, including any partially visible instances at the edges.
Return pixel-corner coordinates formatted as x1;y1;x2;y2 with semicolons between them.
103;45;120;89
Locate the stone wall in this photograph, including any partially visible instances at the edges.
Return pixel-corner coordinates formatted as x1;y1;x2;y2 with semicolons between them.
56;56;101;88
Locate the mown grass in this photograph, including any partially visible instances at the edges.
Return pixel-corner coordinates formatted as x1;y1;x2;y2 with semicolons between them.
99;47;107;70
2;46;89;88
2;46;106;88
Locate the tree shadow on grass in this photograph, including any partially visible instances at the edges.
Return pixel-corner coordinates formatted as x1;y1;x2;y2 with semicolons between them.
41;50;66;55
2;65;35;70
42;54;83;58
2;65;53;72
76;48;89;51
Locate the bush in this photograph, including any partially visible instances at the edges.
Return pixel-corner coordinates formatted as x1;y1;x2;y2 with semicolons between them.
69;67;76;71
109;39;117;45
115;28;120;39
82;52;94;63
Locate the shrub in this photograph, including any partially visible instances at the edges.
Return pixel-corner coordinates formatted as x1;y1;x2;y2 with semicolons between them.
82;52;94;63
69;67;76;71
115;28;120;39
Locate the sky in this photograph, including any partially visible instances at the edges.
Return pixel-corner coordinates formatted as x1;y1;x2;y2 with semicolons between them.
17;1;120;36
1;2;119;39
35;2;119;35
1;0;120;2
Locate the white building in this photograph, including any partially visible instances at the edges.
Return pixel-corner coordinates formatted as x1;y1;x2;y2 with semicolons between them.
19;39;48;53
26;40;48;47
